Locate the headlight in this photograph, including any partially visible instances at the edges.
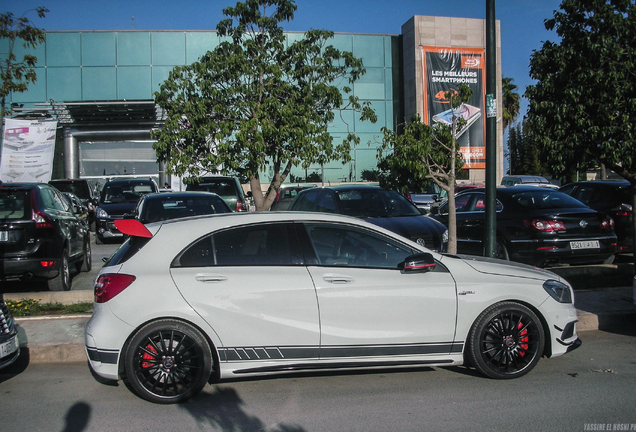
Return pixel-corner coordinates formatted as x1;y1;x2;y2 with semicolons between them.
97;207;109;218
543;280;573;304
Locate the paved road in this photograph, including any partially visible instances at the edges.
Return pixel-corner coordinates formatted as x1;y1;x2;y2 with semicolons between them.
1;329;635;432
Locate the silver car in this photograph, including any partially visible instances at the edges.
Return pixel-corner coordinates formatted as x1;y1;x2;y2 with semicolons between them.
85;212;581;404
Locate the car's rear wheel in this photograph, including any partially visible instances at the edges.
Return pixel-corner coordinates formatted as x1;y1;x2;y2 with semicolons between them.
467;302;544;379
494;239;509;261
124;320;212;404
48;248;71;291
77;235;92;272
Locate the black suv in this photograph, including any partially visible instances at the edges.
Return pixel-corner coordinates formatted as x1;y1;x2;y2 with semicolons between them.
49;179;100;228
0;294;19;369
559;180;633;254
95;178;158;244
185;176;247;211
0;183;92;291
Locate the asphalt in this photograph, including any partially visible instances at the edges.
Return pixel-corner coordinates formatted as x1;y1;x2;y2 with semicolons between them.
5;260;636;365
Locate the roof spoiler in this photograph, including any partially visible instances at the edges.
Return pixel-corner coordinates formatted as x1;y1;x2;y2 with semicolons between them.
114;219;153;238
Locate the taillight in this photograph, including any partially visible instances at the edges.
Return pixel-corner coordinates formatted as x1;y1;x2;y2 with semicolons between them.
406;192;413;202
236;200;244;211
33;211;53;229
600;218;614;230
94;273;136;303
525;219;566;232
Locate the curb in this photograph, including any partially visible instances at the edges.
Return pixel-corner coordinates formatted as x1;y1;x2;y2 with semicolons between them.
4;290;93;305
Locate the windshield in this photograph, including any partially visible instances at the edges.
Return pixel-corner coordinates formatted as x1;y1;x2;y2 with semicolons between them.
101;183;154;204
336;189;421;218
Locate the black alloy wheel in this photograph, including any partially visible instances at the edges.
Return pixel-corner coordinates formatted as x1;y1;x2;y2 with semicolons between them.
124;320;212;404
467;302;544;379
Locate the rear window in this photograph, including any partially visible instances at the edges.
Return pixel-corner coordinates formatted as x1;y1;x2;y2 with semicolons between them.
50;181;89;198
336;189;421;218
105;236;151;266
187;181;238;198
0;189;31;220
511;190;586;210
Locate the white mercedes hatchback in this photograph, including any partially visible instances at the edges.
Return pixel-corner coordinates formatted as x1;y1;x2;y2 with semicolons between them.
85;212;581;404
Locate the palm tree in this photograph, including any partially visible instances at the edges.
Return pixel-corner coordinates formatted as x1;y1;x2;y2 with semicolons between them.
502;77;520;132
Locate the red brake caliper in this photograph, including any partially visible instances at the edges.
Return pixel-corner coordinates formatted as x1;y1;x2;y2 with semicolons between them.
142;344;158;368
518;322;528;356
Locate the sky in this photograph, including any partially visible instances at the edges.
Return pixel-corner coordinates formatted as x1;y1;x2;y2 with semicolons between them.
3;0;565;119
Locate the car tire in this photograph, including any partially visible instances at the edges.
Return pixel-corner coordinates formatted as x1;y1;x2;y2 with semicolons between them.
77;235;92;272
466;302;544;379
123;319;213;404
48;248;71;291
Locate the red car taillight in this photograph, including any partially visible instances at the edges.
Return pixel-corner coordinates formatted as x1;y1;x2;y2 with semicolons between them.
33;211;53;229
94;274;136;303
525;219;566;232
236;200;244;211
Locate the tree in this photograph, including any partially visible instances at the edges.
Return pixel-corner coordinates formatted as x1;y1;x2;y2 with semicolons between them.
0;7;48;117
501;77;520;132
378;84;473;254
525;0;636;268
504;120;546;176
153;0;376;211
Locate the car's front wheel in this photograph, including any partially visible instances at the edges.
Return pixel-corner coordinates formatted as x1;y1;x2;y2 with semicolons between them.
467;302;544;379
123;320;213;404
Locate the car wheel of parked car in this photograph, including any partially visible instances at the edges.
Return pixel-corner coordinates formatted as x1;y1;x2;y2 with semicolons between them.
467;302;544;379
123;319;213;404
494;240;509;261
77;236;92;273
48;248;71;291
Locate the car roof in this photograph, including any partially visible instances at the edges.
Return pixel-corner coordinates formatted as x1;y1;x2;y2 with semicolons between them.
305;184;384;192
562;180;630;187
141;191;222;200
104;179;155;185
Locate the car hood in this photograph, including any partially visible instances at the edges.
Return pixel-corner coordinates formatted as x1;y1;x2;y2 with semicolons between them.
365;215;446;237
454;254;562;281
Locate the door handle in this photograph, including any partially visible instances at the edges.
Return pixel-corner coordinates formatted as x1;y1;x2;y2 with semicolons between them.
195;274;228;283
323;276;354;284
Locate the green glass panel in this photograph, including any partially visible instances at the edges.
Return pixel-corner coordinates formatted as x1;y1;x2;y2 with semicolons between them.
11;68;46;103
353;35;385;68
355;100;385;133
152;32;186;66
82;33;116;66
82;68;116;100
354;68;385;100
47;67;82;101
117;67;152;99
385;101;395;132
328;34;352;53
328;109;355;133
186;32;219;63
353;146;380;180
152;66;173;94
46;33;81;66
117;32;151;66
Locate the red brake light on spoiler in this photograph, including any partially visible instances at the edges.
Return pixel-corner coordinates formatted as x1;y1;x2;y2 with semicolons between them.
114;219;153;238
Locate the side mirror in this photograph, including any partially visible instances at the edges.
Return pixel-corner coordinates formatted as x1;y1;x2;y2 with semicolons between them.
400;253;436;273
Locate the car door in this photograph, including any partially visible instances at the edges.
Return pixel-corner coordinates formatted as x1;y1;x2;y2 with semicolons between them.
170;222;321;361
299;222;458;359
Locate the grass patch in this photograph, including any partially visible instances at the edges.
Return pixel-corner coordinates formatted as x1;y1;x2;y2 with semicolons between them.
5;298;93;317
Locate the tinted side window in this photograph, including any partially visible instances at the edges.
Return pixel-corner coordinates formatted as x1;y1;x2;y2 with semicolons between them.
303;223;413;269
175;223;298;267
293;190;321;211
315;191;337;213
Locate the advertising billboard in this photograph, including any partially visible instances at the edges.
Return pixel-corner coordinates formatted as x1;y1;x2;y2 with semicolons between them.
422;46;485;169
1;118;57;182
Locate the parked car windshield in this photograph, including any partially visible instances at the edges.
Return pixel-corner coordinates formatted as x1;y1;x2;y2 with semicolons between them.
101;183;155;204
335;189;421;218
510;189;587;210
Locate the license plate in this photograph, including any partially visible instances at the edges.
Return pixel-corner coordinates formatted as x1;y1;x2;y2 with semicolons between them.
0;335;18;359
0;231;8;242
570;240;600;250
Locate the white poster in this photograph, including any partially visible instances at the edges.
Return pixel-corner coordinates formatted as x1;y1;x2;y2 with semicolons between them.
1;118;57;183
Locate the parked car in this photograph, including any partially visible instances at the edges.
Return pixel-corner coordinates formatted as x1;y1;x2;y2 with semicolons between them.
131;192;232;223
270;183;316;211
407;183;445;213
431;186;616;267
86;212;581;404
501;175;558;189
185;176;247;212
0;183;92;291
49;179;99;227
558;180;633;254
289;185;448;252
95;178;158;244
0;294;20;370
